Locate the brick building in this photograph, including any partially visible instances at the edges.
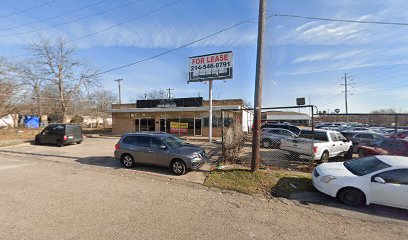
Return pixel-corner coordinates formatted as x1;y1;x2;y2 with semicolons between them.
108;97;252;137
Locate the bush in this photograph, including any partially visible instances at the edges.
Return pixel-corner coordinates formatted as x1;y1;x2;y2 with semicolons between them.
70;115;84;124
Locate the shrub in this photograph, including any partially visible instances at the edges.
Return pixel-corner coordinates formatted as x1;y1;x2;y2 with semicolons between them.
70;115;84;124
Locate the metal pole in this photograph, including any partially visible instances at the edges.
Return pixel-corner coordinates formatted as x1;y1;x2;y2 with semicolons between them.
344;73;349;123
251;0;266;172
209;80;213;143
114;78;123;104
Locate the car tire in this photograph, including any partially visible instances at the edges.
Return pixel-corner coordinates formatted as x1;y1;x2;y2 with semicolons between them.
337;187;366;206
121;154;135;168
56;139;63;147
320;151;330;163
358;149;365;158
344;148;353;159
261;139;272;148
77;141;82;144
171;159;187;176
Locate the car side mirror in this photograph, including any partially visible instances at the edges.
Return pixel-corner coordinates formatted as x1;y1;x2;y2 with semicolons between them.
374;177;386;184
160;145;167;150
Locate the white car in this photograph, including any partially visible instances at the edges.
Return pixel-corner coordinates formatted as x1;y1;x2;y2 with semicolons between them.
312;155;408;209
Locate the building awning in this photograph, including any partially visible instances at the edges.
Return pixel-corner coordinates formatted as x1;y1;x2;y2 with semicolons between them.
108;105;242;113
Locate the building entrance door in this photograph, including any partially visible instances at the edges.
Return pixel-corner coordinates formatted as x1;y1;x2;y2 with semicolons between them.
194;118;202;136
160;118;166;132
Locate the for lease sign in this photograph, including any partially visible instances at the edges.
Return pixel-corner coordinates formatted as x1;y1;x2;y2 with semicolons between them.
188;51;233;82
169;122;188;133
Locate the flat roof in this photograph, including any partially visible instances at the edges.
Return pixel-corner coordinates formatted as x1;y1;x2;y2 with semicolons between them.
108;105;242;113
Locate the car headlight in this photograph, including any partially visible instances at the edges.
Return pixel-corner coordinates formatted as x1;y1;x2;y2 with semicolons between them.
189;153;201;159
320;175;336;183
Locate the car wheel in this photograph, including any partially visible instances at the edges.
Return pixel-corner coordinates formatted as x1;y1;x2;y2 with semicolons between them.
76;141;82;144
121;154;135;168
56;139;63;147
171;159;186;175
338;187;366;206
261;139;272;148
358;149;365;158
320;151;329;163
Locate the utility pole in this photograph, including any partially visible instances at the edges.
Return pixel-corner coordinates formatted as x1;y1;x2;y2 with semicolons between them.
166;88;174;99
251;0;266;172
341;73;355;122
114;78;123;104
209;80;213;143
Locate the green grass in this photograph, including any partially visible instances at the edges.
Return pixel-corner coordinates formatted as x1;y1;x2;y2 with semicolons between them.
204;169;314;197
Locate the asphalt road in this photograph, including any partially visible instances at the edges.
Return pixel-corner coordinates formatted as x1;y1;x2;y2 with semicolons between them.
1;139;408;240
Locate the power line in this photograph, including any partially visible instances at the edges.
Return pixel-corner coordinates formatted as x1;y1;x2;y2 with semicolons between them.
0;0;107;32
0;0;56;19
274;13;408;26
95;19;254;76
67;0;183;43
0;0;147;37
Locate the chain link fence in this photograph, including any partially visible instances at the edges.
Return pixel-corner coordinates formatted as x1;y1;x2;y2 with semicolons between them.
221;108;408;172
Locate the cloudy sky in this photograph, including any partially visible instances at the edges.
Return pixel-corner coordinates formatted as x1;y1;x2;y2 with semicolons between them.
1;0;408;113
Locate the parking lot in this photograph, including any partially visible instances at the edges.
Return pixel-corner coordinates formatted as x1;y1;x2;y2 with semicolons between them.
1;137;408;239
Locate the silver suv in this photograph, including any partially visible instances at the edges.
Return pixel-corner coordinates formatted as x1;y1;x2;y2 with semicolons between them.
114;132;207;175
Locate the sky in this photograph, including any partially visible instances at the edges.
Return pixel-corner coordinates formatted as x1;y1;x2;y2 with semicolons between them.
1;0;408;113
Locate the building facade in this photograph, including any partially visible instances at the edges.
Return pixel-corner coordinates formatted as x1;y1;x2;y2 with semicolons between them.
109;97;252;137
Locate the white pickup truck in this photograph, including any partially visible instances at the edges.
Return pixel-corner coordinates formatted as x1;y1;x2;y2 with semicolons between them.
280;129;353;163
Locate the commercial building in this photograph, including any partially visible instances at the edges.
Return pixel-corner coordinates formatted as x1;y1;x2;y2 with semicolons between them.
261;111;311;126
109;97;252;137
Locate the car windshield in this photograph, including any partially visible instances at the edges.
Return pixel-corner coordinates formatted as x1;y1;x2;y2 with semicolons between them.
343;156;391;176
162;136;185;148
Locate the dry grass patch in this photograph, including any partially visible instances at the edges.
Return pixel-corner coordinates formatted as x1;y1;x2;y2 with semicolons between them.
204;169;314;197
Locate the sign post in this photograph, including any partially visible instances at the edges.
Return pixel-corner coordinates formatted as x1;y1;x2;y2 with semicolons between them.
188;51;233;142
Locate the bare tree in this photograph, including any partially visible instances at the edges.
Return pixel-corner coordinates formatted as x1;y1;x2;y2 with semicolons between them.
88;88;117;128
0;58;22;121
138;89;169;100
29;38;99;123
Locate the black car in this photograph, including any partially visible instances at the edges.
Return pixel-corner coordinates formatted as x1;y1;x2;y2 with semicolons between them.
260;123;301;135
35;124;83;147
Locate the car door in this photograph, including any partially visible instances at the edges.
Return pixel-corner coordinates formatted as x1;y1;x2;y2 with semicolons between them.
335;133;349;153
121;135;137;155
39;126;52;143
329;132;341;156
148;137;171;166
133;136;152;164
370;169;408;209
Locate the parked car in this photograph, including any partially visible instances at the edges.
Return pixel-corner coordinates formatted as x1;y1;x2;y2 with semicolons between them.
260;128;297;148
280;129;353;162
348;132;385;150
394;130;408;139
35;124;83;147
260;123;301;135
312;155;408;209
114;132;207;175
356;138;408;157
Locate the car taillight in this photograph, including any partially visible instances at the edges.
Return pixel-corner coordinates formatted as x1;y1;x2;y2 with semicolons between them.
63;135;67;141
313;146;318;153
115;143;120;150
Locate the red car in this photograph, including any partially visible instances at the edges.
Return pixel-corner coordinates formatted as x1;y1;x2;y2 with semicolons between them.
357;138;408;157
